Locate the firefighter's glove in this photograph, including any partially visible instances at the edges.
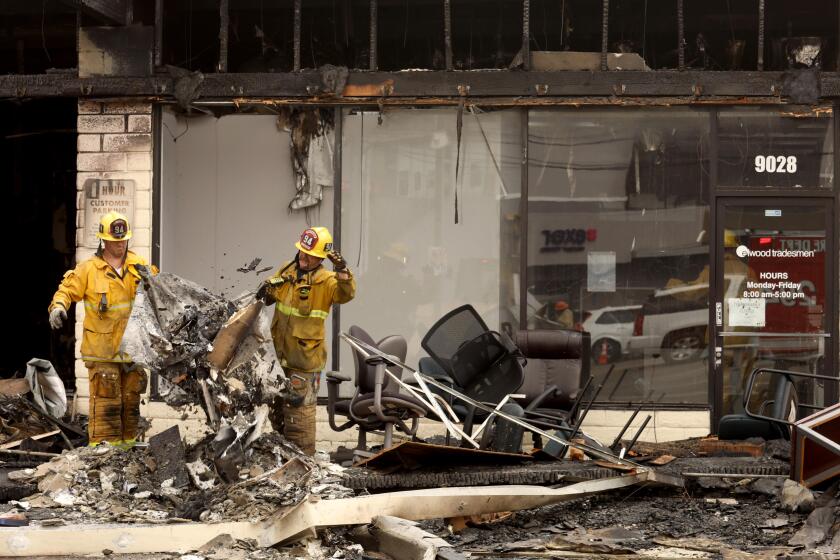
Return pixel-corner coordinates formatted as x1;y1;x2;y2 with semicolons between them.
133;264;151;290
49;306;67;330
327;250;347;272
256;281;276;305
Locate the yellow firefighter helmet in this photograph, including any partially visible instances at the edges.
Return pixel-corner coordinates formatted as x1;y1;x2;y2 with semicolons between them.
295;227;333;259
97;211;132;241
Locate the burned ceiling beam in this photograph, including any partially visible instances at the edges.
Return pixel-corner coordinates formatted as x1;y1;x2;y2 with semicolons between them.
600;0;608;71
677;0;685;70
1;70;839;101
369;0;378;71
219;0;229;73
757;0;765;71
444;0;453;71
154;0;163;68
522;0;530;71
293;0;302;72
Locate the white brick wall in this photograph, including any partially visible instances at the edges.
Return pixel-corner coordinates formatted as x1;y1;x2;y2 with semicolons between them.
73;100;228;441
73;100;156;421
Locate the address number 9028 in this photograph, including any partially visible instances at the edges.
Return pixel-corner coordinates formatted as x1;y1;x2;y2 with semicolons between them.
755;155;797;173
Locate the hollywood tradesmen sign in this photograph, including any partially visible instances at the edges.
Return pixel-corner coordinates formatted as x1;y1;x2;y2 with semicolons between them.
730;237;824;333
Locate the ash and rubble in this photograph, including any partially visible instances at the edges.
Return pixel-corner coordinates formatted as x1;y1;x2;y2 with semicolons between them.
7;430;840;558
0;395;62;445
0;272;360;529
3;428;353;526
120;271;285;421
5;274;840;557
412;452;840;558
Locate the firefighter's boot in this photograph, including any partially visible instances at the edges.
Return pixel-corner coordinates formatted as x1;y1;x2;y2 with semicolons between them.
87;362;123;444
121;367;147;443
282;371;319;455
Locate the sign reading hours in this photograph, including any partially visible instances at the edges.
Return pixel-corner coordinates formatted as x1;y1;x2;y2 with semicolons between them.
83;179;136;248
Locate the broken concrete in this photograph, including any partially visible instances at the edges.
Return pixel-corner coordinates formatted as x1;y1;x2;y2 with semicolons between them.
780;479;815;513
369;515;457;560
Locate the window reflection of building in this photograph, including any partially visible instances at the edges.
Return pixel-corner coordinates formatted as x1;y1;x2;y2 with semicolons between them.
528;110;711;404
335;107;833;408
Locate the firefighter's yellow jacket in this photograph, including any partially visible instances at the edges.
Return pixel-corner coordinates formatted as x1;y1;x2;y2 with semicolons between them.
266;262;356;373
49;251;154;363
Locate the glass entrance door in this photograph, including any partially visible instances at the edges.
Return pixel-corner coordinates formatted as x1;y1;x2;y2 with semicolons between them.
713;198;834;424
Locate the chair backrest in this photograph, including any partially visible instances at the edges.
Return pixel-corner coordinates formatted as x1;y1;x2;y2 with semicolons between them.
422;305;523;402
349;325;407;393
458;342;524;403
421;304;490;381
374;335;408;392
515;329;591;409
349;325;376;389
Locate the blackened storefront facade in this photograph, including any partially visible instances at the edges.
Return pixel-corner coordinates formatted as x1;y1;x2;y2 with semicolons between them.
5;0;840;437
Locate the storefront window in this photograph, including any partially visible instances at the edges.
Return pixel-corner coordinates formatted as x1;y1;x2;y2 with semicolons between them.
527;109;711;404
340;108;521;373
718;107;834;189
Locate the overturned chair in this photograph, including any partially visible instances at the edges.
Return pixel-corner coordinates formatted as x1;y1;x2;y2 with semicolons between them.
326;325;429;459
419;304;596;455
511;329;600;455
419;304;526;450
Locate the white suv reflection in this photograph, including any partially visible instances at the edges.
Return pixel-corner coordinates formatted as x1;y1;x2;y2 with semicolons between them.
627;277;740;363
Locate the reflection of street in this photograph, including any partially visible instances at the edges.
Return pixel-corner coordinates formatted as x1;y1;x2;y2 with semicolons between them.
590;353;708;404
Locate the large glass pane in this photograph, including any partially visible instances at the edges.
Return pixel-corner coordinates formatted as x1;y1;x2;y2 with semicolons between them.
160;110;333;297
718;201;830;417
718;108;834;189
340;108;521;379
528;109;710;404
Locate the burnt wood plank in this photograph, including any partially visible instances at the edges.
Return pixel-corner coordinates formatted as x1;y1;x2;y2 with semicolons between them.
1;70;839;101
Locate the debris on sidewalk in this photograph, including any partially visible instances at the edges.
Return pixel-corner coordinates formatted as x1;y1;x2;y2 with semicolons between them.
5;433;840;557
364;515;460;560
780;479;815;512
6;292;840;559
1;426;352;527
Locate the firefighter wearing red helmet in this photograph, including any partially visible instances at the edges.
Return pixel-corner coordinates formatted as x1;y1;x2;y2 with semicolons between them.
257;227;355;454
49;211;157;447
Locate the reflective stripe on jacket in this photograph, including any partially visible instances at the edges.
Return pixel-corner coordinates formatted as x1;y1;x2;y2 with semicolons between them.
49;251;155;363
266;262;355;373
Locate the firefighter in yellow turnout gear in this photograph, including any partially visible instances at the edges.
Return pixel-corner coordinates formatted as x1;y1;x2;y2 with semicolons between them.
49;211;156;446
258;227;355;455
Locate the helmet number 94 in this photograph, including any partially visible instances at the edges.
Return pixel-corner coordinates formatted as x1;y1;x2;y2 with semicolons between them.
755;155;797;174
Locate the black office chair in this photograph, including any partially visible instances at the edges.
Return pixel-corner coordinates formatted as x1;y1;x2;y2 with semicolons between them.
420;305;525;447
511;329;601;455
326;325;429;458
419;316;598;455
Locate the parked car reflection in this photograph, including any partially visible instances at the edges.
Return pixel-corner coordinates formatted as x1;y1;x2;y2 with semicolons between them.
582;305;641;364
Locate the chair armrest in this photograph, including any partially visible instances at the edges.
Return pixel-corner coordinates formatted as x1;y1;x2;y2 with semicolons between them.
423;371;455;382
326;370;351;383
325;373;355;432
525;385;559;412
